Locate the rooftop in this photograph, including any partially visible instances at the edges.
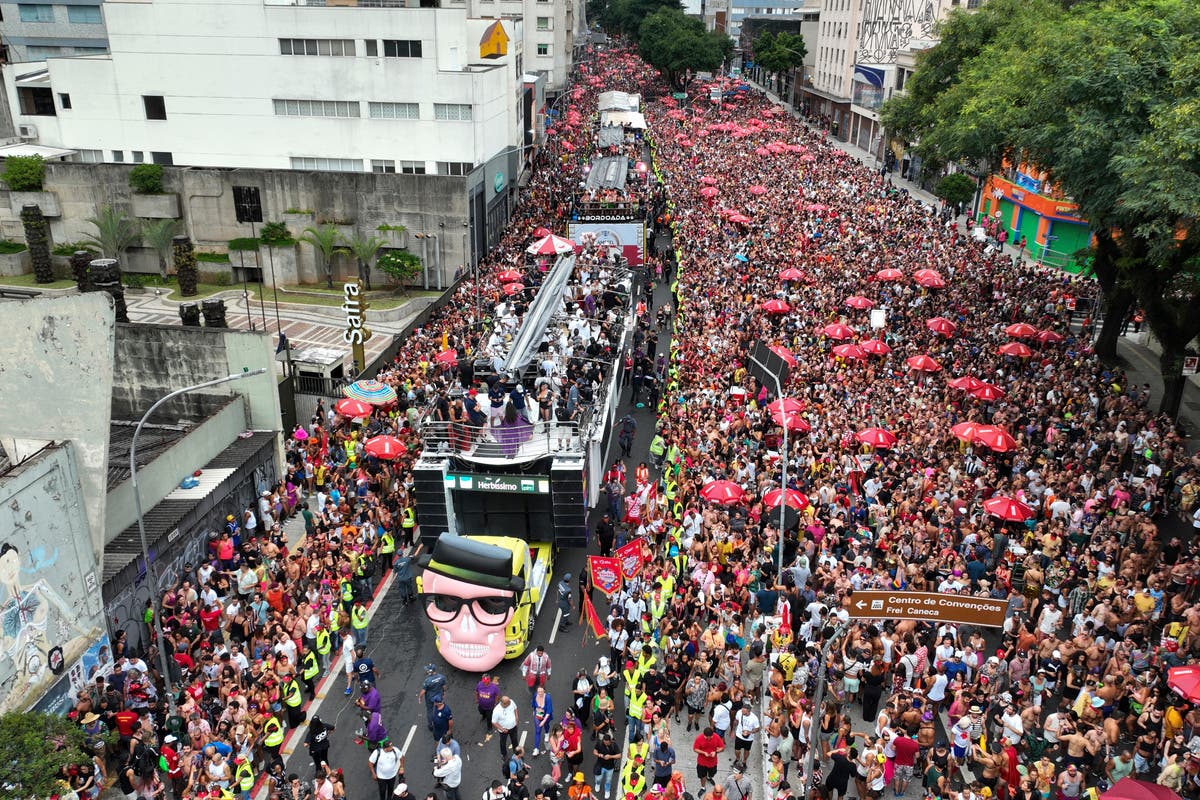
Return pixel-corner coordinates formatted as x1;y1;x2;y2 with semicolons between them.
106;421;192;490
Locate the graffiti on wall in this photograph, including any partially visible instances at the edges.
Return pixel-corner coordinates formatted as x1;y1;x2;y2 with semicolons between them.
33;634;114;716
1;451;106;713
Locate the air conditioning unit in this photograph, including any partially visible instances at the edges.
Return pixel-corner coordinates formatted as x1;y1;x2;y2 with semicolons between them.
17;124;38;141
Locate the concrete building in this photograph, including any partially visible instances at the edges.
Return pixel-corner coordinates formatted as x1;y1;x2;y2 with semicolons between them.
738;9;818;107
728;0;809;38
0;0;110;63
466;0;579;93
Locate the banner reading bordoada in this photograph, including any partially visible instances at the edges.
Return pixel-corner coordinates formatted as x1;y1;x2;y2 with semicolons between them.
568;222;646;267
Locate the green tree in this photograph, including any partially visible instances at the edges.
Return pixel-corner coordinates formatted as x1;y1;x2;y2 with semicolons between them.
2;155;45;191
128;163;164;194
880;0;1200;417
752;31;807;88
84;205;141;259
142;218;181;279
376;249;423;293
338;231;387;291
301;224;342;289
600;0;681;37
934;173;977;210
0;711;91;798
637;8;730;91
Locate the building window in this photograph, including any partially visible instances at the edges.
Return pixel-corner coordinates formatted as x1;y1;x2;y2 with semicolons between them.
26;45;64;59
536;44;549;56
18;4;54;22
365;39;378;56
291;156;363;172
368;101;419;120
536;16;550;30
400;161;426;174
67;5;102;23
72;149;103;163
58;92;71;109
279;38;356;56
74;47;107;55
18;87;56;116
382;39;422;58
132;151;145;163
143;95;166;120
433;103;472;121
112;150;124;162
370;159;396;173
437;161;473;176
273;99;360;118
151;151;174;165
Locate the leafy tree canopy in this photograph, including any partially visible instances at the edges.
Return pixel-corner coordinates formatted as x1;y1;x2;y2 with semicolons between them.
638;8;731;91
0;711;91;798
751;31;808;77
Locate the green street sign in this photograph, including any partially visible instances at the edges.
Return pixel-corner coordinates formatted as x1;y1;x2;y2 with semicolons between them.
494;172;506;193
672;92;687;100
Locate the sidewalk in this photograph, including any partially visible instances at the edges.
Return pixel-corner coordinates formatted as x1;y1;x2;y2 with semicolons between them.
748;80;1200;442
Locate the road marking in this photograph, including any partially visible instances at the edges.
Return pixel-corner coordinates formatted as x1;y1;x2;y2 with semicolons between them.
549;608;563;644
401;724;417;756
519;730;528;749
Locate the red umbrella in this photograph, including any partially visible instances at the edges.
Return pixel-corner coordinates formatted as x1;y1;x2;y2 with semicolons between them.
749;185;768;195
926;317;957;336
970;382;1007;402
527;234;576;255
334;398;373;419
1167;666;1200;704
763;488;811;511
779;268;805;281
729;214;752;225
497;269;523;283
875;268;905;282
913;269;946;289
700;186;720;198
906;354;942;372
364;435;407;460
984;495;1034;522
832;344;867;361
947;375;984;392
772;410;812;432
822;323;855;340
766;398;805;415
762;299;791;314
860;339;892;355
999;342;1033;358
845;296;873;310
973;425;1019;452
950;421;982;442
434;348;459;366
700;480;745;505
768;345;797;368
533;227;552;237
502;282;525;295
700;176;717;185
1037;329;1065;343
1005;322;1039;338
1101;779;1183;800
855;427;897;448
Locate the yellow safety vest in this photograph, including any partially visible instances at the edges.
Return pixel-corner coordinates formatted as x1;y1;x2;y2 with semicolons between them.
621;744;647;795
628;690;648;721
664;480;677;501
637;651;656;677
341;581;354;603
283;679;303;708
264;716;284;748
401;508;416;529
380;533;395;555
623;669;639;701
650;594;668;621
302;649;320;680
351;605;368;630
315;629;332;655
236;761;254;791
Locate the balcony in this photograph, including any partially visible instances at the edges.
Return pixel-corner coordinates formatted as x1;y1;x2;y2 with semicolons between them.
420;412;593;466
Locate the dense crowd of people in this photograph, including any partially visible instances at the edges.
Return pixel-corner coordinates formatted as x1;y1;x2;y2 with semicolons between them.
53;34;1200;800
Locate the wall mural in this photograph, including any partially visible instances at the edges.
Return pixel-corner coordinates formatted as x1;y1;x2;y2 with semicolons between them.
1;455;106;713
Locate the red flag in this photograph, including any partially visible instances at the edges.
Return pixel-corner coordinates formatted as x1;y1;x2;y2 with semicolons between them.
615;539;645;580
588;555;623;597
584;594;607;640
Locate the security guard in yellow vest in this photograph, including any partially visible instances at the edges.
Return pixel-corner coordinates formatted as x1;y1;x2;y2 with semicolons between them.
622;663;639;704
263;715;285;768
315;627;332;670
625;687;649;745
379;531;395;565
620;741;648;795
234;757;254;799
649;590;669;624
301;649;321;698
339;578;355;609
400;505;416;544
282;676;305;727
351;601;369;646
636;648;656;680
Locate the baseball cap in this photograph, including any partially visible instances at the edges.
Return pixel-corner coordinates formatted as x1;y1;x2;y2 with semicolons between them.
394;785;408;796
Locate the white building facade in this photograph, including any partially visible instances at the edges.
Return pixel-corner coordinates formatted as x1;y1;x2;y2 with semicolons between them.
3;0;535;175
466;0;578;92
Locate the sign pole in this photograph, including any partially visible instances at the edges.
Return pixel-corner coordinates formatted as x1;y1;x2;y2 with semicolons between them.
801;621;849;797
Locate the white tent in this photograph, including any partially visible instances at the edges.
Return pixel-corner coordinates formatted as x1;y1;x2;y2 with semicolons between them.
600;110;647;130
597;91;641;112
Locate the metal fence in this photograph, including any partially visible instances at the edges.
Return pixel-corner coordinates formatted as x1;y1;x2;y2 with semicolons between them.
419;409;593;461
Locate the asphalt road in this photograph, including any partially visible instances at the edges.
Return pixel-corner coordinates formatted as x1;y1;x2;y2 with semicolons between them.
277;235;676;800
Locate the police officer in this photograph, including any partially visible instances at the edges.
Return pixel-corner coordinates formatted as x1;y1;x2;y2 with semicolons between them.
419;664;447;731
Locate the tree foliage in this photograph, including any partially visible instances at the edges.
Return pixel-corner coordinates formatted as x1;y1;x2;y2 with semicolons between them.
2;155;45;192
0;711;91;798
128;163;165;194
142;218;181;278
751;31;808;79
338;232;387;291
935;173;977;209
880;0;1200;417
302;224;341;289
637;8;731;91
599;0;680;38
84;205;140;259
376;249;423;292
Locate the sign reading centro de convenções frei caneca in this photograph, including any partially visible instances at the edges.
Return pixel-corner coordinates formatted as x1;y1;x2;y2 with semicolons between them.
847;590;1008;627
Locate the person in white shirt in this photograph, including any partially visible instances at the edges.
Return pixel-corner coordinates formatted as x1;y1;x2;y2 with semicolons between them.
369;739;404;798
732;705;760;770
490;696;520;757
711;699;732;741
432;749;462;800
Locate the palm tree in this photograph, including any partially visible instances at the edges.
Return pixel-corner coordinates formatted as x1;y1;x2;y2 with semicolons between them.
141;218;180;279
301;224;341;289
338;231;386;291
83;205;140;259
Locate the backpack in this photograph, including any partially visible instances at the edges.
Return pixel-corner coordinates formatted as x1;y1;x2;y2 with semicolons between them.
133;742;159;778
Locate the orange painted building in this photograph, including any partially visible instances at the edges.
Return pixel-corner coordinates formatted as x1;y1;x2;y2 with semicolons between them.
977;171;1093;272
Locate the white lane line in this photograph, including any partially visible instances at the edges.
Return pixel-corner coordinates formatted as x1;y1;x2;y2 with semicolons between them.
401;724;418;756
519;729;528;749
549;608;563;644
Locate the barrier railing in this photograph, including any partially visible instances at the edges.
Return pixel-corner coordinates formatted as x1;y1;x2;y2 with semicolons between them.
420;407;594;461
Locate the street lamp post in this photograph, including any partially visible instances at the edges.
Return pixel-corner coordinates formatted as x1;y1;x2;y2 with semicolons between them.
130;368;268;715
749;353;789;581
